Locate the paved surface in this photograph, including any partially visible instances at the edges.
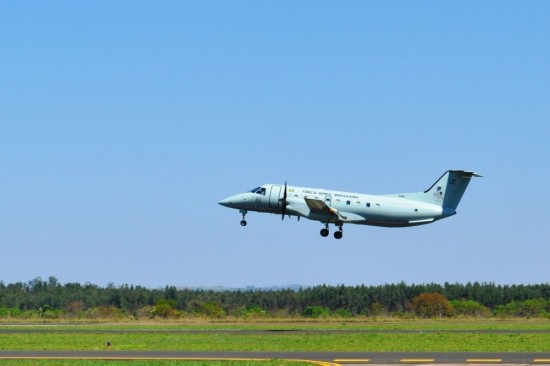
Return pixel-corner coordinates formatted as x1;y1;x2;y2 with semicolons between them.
2;351;550;365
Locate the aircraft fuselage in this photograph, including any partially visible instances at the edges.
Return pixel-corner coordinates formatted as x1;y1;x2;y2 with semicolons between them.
219;170;480;239
220;184;446;227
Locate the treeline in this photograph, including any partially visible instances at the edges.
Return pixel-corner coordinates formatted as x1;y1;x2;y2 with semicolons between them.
2;277;550;319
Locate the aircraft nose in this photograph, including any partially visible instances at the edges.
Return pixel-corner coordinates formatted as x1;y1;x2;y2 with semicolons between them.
219;194;248;208
218;197;233;207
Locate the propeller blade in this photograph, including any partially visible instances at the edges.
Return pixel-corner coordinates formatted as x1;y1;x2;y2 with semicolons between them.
281;181;287;220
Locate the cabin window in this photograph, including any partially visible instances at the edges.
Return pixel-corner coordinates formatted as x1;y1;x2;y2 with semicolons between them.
346;200;351;205
366;203;371;207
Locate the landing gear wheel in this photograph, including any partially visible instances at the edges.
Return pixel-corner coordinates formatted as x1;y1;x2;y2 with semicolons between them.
239;209;248;227
320;228;329;237
334;231;343;239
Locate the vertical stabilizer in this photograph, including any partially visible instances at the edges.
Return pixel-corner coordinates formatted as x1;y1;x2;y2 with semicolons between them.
422;170;481;210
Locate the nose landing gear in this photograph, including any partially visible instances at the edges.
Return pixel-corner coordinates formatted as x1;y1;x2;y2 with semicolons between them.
239;209;248;226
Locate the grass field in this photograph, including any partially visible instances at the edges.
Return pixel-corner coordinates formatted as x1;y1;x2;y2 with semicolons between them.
1;320;550;365
3;317;550;330
1;319;550;352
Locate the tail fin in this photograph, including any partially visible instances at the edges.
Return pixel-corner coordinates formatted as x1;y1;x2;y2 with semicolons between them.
421;170;482;210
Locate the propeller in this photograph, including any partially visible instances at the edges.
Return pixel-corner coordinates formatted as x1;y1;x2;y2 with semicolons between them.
280;181;288;220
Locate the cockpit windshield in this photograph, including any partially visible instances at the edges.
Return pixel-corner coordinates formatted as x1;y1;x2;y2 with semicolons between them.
249;186;266;195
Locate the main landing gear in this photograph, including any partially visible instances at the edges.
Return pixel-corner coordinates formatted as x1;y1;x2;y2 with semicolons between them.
320;223;343;239
240;209;247;226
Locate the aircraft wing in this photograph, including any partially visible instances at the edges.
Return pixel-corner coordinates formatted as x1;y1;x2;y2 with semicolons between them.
305;198;368;223
304;198;335;215
304;197;350;219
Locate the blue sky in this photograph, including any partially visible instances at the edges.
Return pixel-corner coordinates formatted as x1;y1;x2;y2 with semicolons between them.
1;2;549;288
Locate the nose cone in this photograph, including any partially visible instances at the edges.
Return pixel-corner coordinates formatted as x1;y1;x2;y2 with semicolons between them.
218;196;234;208
219;193;248;209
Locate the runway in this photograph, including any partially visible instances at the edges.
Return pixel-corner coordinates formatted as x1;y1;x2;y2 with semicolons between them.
2;351;550;365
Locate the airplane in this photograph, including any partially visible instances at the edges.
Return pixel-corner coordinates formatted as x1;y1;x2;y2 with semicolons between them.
218;170;481;239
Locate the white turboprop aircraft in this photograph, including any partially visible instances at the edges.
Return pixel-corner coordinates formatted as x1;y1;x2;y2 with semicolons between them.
219;170;481;239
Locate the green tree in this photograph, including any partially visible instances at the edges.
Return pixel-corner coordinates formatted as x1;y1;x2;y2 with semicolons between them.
450;300;490;317
153;299;178;319
303;305;331;318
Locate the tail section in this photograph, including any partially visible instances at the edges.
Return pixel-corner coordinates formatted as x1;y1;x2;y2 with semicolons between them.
421;170;482;210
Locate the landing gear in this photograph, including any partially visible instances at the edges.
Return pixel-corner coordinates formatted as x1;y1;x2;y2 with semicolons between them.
334;224;343;239
239;209;248;227
320;223;343;239
320;223;330;238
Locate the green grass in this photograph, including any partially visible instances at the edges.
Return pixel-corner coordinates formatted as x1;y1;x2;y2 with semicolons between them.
2;318;550;330
1;320;550;352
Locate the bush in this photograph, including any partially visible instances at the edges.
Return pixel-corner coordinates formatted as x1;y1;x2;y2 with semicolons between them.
152;299;180;319
451;300;490;317
494;298;550;318
412;293;453;318
239;305;267;319
303;306;331;318
0;306;23;318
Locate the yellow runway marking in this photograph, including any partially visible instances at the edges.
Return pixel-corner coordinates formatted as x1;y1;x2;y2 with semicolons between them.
334;359;370;363
534;360;550;363
466;359;502;363
400;359;435;363
289;359;342;366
